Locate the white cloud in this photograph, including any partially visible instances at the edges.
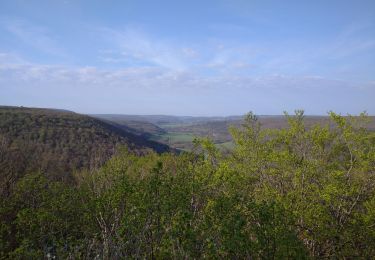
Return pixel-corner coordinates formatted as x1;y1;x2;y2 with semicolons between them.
1;54;374;115
98;27;260;74
1;54;372;92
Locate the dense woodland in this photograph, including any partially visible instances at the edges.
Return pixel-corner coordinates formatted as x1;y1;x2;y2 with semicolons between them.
0;107;170;192
1;109;375;258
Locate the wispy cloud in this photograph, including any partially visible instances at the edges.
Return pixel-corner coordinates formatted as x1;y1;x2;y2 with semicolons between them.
325;23;375;59
252;22;375;78
1;53;374;114
1;53;372;91
0;52;29;68
1;18;66;57
96;22;375;80
99;27;199;70
97;26;264;78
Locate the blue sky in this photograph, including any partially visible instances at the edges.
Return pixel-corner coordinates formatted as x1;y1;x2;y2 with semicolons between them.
0;0;374;115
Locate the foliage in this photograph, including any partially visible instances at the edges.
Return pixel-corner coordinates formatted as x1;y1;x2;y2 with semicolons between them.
1;111;374;258
0;106;170;196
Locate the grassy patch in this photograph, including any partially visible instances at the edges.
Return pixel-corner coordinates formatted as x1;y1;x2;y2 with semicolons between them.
215;141;235;151
151;132;196;144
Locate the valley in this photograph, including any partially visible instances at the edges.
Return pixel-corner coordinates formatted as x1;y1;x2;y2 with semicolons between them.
93;113;375;151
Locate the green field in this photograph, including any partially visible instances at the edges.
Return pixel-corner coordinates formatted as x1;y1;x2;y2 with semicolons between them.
215;141;235;151
151;133;236;151
149;132;196;150
151;132;195;143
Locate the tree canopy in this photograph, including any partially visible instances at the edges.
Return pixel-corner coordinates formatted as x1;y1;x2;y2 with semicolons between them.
1;111;374;258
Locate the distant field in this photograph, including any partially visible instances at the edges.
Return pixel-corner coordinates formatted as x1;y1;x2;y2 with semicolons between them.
215;141;235;151
151;132;196;143
150;132;197;150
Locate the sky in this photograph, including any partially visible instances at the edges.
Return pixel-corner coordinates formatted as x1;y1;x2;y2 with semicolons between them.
0;0;374;116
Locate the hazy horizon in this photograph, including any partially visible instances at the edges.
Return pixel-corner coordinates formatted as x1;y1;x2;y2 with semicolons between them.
1;0;374;115
3;104;374;118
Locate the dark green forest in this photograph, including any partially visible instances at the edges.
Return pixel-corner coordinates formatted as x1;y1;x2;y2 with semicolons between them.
1;109;375;258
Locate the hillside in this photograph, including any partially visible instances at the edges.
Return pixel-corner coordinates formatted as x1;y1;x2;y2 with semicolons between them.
93;115;167;137
0;106;170;191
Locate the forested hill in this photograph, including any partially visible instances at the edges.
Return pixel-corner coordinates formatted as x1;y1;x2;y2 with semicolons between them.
0;106;170;186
